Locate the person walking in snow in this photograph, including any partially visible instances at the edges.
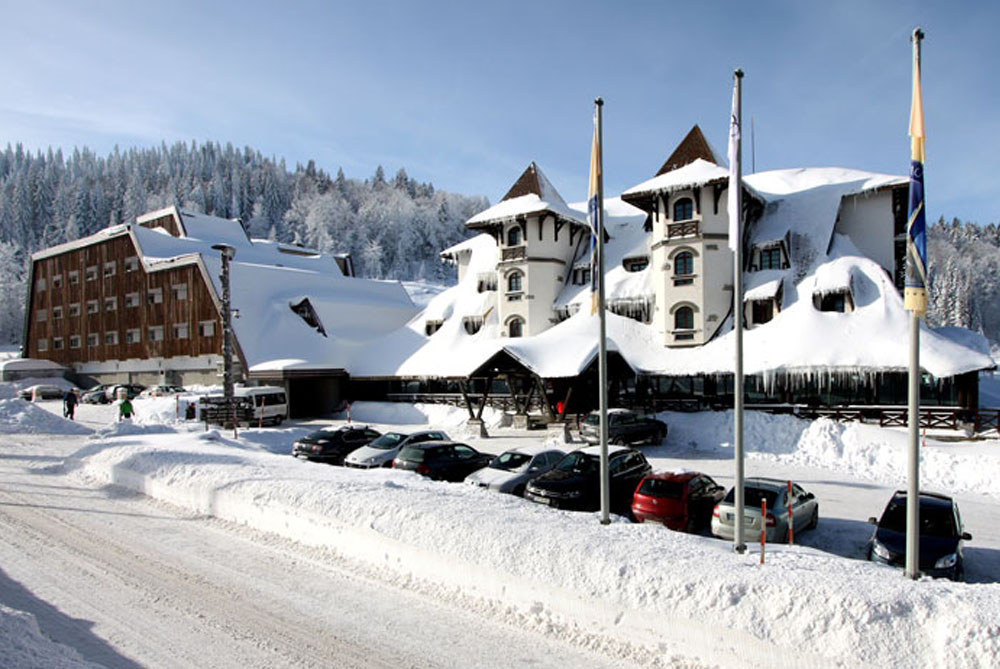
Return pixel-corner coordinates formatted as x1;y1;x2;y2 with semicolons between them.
118;397;134;422
63;389;78;420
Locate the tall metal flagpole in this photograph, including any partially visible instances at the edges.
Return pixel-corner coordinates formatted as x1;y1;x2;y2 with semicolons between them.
905;27;927;580
595;98;610;525
729;70;747;553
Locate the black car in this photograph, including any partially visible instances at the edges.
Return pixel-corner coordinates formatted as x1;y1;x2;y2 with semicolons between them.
579;409;667;446
867;491;972;581
292;425;381;464
524;446;652;516
392;441;493;482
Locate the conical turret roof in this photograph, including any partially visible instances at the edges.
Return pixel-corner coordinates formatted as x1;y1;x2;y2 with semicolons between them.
467;162;586;228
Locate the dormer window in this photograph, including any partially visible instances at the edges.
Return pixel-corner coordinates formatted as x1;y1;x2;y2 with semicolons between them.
506;226;523;246
673;198;694;222
463;316;483;335
815;291;853;313
760;247;782;270
623;256;648;272
572;266;591;286
425;320;443;336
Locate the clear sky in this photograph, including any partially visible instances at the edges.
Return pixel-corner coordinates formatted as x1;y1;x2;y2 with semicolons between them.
3;0;997;225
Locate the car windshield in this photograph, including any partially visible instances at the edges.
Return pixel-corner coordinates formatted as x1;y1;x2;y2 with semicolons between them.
583;414;600;426
723;485;779;510
638;479;684;499
555;452;598;475
368;432;406;449
879;498;957;537
490;452;531;471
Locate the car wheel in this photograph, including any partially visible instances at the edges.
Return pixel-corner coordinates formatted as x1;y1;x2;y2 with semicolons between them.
513;484;526;497
808;507;819;530
653;428;666;445
612;437;626;446
273;416;283;426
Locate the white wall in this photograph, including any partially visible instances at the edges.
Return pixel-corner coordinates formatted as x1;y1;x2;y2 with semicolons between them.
834;191;895;274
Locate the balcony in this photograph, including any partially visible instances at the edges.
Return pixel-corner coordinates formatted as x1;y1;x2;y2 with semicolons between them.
667;220;700;239
501;245;526;261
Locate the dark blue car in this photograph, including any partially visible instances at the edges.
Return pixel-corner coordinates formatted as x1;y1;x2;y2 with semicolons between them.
867;491;972;581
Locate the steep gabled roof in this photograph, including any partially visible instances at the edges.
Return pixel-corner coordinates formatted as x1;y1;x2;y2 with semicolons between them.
655;125;725;175
467;162;586;228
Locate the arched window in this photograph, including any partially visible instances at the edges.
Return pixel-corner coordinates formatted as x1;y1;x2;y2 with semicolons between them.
674;306;694;330
674;251;694;276
507;226;522;246
507;272;523;292
673;198;694;221
509;318;524;338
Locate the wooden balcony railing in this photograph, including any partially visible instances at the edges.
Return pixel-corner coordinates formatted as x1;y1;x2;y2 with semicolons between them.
667;220;700;239
501;246;526;261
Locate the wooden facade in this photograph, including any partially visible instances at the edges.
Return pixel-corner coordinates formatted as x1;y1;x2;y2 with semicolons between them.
24;230;226;371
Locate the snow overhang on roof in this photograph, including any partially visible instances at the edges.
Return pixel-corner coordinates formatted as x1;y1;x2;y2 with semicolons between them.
31;225;131;261
466;163;586;229
744;275;783;302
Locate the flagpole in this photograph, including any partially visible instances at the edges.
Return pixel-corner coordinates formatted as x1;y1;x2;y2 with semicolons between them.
905;27;926;581
595;97;610;525
730;69;747;554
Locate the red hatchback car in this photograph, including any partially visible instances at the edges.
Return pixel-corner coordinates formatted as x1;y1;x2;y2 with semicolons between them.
632;471;726;532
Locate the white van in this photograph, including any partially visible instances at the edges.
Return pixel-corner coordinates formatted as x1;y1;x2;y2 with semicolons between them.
235;386;288;426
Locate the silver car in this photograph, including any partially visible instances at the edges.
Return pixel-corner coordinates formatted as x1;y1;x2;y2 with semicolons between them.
711;477;818;543
464;445;566;496
343;429;449;468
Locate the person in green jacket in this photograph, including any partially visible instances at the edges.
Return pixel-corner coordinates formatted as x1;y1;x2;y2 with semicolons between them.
119;397;134;422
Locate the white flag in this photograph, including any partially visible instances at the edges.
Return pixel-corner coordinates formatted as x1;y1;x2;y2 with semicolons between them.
727;82;740;251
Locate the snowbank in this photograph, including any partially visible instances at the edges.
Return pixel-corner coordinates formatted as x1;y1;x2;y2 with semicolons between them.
0;398;91;435
0;604;98;668
70;420;1000;668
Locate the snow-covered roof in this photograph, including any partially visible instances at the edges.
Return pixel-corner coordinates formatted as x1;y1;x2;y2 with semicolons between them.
467;163;586;228
621;158;730;199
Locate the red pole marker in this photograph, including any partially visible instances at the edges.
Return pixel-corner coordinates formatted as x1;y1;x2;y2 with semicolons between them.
787;480;794;546
760;498;766;565
347;403;351;424
259;396;265;429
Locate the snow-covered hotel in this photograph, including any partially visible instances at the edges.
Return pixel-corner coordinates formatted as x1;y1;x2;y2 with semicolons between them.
21;127;995;417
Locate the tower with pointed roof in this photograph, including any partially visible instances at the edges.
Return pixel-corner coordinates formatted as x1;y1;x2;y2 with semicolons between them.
465;163;589;338
622;125;750;347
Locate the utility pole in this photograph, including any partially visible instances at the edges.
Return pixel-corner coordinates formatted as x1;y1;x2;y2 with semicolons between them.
212;244;236;428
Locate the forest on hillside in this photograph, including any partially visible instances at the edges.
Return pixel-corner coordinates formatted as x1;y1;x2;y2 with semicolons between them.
0;141;997;354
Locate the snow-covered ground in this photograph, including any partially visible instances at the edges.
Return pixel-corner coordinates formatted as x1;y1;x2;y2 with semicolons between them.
2;391;999;667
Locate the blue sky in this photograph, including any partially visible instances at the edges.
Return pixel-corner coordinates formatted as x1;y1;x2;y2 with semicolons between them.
3;0;997;225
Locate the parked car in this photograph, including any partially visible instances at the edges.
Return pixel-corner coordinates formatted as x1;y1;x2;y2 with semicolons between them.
711;477;818;543
18;384;66;401
108;384;146;401
579;409;667;446
82;384;115;404
867;490;971;581
524;446;652;516
392;441;493;482
632;471;726;532
344;429;450;469
464;444;567;496
139;384;187;398
292;425;381;464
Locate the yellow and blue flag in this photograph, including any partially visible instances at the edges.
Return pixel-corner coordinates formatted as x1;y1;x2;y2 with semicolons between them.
905;30;927;315
588;113;601;315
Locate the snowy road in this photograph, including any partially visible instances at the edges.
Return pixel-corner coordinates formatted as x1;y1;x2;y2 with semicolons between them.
0;431;624;668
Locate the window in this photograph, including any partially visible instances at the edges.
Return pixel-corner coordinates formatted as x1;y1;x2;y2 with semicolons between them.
37;339;48;352
86;300;99;314
36;309;47;322
104;297;117;312
68;303;81;317
69;335;81;349
125;328;141;344
125;292;140;308
462;316;483;335
623;256;648;272
506;226;522;246
673;198;694;221
53;337;64;350
425;320;443;336
148;325;164;342
199;321;216;337
508;318;524;338
104;331;119;345
172;283;188;301
817;292;847;313
52;306;63;320
87;333;99;347
674;306;694;330
759;247;782;270
68;270;79;285
52;274;63;288
752;300;774;324
85;266;98;282
507;272;523;293
36;277;47;292
173;323;189;339
674;251;694;277
103;261;116;278
572;267;591;286
125;256;139;272
147;287;163;305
